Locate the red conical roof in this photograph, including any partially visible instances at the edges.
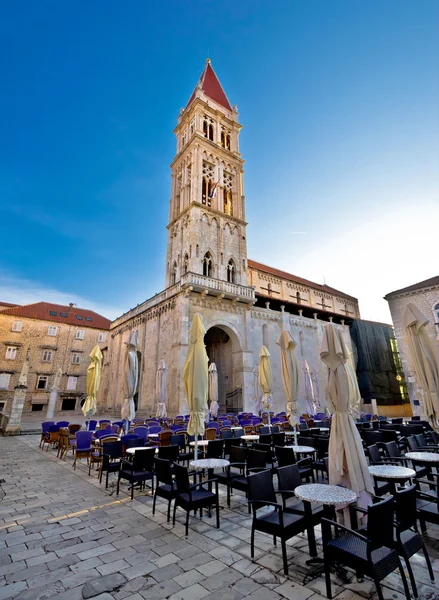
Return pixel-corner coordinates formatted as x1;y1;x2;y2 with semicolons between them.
185;60;232;112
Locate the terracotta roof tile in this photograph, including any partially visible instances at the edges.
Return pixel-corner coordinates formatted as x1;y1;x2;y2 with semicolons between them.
248;259;358;301
186;61;232;112
0;302;19;309
384;275;439;299
0;302;110;330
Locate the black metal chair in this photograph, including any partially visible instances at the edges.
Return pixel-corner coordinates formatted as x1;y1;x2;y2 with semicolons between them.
416;473;439;532
228;448;267;511
172;463;220;536
322;496;411;600
394;484;435;598
253;443;275;469
223;437;241;458
367;444;393;496
277;464;324;524
117;447;155;500
171;433;194;464
311;437;329;479
157;444;180;462
206;439;224;459
153;457;177;522
215;445;247;488
99;441;123;488
259;433;272;445
383;441;428;478
414;433;439;451
272;432;285;447
247;469;316;575
275;445;313;481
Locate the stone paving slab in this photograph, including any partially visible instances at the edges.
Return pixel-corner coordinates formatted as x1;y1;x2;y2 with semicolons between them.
0;434;438;600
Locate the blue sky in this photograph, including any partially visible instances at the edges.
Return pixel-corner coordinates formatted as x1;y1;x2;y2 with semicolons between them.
1;1;438;322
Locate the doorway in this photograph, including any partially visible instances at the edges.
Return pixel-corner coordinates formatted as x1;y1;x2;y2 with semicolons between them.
204;326;233;410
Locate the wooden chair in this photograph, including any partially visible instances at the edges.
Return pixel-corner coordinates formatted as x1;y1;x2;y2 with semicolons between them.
204;428;217;441
158;430;173;447
57;428;70;460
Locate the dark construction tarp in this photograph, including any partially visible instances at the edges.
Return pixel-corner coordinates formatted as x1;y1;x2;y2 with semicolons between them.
350;320;407;406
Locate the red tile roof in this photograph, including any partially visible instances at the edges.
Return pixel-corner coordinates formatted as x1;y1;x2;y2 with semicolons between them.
186;60;232;112
0;302;111;330
0;302;19;309
248;259;358;301
384;275;439;299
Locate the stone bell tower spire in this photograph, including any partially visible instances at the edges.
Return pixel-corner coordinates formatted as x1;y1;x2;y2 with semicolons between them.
165;60;248;289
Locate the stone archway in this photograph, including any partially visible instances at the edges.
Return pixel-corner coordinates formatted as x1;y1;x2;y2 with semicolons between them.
204;322;243;413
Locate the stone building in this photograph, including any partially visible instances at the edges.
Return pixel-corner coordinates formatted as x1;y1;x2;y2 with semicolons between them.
99;60;361;417
0;302;110;415
385;275;439;416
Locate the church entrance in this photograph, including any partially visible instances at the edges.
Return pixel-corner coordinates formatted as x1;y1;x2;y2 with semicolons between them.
204;325;241;413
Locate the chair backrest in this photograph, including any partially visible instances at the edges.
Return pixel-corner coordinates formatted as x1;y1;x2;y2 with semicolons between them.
392;418;403;424
380;429;398;443
170;434;186;450
247;469;276;508
367;495;395;550
206;439;224;459
68;424;82;434
275;446;297;467
121;434;140;442
271;424;281;433
205;428;217;441
259;426;271;435
112;421;125;427
208;422;220;432
88;420;97;431
110;425;120;434
247;448;267;470
100;435;119;443
229;445;247;464
149;426;162;434
154;457;174;486
221;420;231;427
132;448;155;471
41;421;55;433
395;484;417;531
76;431;93;449
364;431;383;445
259;434;272;445
95;429;113;439
313;437;329;458
174;463;190;493
383;440;401;459
406;435;419;452
243;425;254;434
299;422;308;431
414;433;427;447
124;438;144;451
220;428;232;439
48;424;60;433
157;444;180;462
102;441;122;459
277;464;302;498
367;444;382;465
431;431;439;444
146;420;160;426
158;430;173;446
297;436;315;447
272;432;285;447
99;420;111;425
401;424;424;437
133;426;149;438
56;421;69;427
233;427;244;438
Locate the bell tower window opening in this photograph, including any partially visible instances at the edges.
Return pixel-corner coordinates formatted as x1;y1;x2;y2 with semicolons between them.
203;252;213;277
203;116;215;141
202;161;214;206
183;254;189;275
227;259;236;283
223;171;233;216
172;262;178;285
221;127;231;150
296;291;301;304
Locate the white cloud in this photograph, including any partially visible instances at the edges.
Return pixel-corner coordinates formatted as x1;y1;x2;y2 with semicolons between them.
0;273;123;321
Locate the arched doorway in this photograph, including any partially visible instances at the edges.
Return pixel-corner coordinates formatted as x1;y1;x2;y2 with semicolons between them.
204;324;243;413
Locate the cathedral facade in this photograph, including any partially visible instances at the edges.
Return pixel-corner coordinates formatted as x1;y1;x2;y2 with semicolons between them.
98;61;360;416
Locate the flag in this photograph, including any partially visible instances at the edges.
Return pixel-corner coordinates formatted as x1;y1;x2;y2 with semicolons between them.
208;179;220;200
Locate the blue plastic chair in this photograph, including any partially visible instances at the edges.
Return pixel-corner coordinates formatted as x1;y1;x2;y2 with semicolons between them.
133;426;149;441
149;426;162;434
39;421;54;448
73;431;94;470
56;421;69;428
88;419;97;431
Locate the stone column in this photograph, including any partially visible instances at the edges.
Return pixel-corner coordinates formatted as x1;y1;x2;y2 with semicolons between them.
3;384;27;435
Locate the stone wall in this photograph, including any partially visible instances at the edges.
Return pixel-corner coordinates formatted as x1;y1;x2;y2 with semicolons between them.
387;286;439;415
0;314;108;414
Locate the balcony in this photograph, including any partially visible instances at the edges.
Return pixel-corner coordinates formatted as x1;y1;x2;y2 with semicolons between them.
181;272;255;304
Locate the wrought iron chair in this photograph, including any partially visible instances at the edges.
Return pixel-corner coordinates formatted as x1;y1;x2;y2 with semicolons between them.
117;447;155;500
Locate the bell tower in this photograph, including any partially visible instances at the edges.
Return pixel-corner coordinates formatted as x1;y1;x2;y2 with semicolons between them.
165;60;249;288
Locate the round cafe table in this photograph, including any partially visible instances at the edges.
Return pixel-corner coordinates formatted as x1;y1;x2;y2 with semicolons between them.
126;446;158;455
190;458;230;492
295;483;357;577
189;440;209;447
292;445;315;456
405;451;439;465
241;435;259;443
368;465;415;494
148;434;159;440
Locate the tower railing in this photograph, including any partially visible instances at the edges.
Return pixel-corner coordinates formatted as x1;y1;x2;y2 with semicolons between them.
180;272;255;302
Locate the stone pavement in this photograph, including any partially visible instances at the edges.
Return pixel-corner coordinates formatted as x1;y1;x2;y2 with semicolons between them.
0;436;438;600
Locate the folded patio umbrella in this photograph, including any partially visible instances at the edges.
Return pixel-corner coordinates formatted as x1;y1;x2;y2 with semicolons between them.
208;363;219;418
404;303;439;430
346;348;361;420
82;345;103;425
155;359;167;419
121;331;139;433
183;313;208;459
253;365;263;414
276;330;300;428
303;359;318;416
259;345;273;424
320;323;373;518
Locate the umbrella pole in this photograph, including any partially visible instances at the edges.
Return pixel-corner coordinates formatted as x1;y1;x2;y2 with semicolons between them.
195;435;198;461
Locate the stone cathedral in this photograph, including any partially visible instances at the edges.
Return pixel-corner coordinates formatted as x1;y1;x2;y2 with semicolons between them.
99;60;360;416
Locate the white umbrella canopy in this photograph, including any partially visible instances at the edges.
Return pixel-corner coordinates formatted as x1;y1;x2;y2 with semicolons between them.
303;359;318;416
155;360;167;419
121;331;139;429
208;363;219;418
404;303;439;430
276;330;300;427
183;313;209;457
253;365;263;414
320;323;374;515
259;346;273;421
346;348;361;420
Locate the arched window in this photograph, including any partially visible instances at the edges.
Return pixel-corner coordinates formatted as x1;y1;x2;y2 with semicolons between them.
221;131;225;147
296;291;301;304
224;190;233;215
203;118;214;141
208;123;214;141
227;259;236;283
203;252;213;277
183;254;189;275
202;178;213;207
172;262;178;285
226;134;231;150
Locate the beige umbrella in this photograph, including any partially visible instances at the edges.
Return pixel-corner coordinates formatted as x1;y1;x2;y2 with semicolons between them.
183;313;209;459
155;360;167;419
253;365;263;413
208;363;219;418
82;345;103;427
276;330;300;428
346;348;361;420
320;323;374;516
121;331;139;433
303;359;318;415
404;303;439;430
259;345;273;424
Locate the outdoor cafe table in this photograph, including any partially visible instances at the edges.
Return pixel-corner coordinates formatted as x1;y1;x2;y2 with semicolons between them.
126;447;158;455
189;440;209;447
148;434;159;440
241;435;260;443
190;458;230;491
294;483;357;577
405;451;439;465
292;445;315;456
368;465;416;494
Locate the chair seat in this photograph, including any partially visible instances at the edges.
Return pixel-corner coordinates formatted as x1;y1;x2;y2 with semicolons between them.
104;461;121;473
284;498;324;522
256;509;304;531
156;484;177;500
216;469;244;485
395;529;423;556
76;447;92;453
178;488;216;508
120;469;153;482
418;501;439;518
328;532;396;567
